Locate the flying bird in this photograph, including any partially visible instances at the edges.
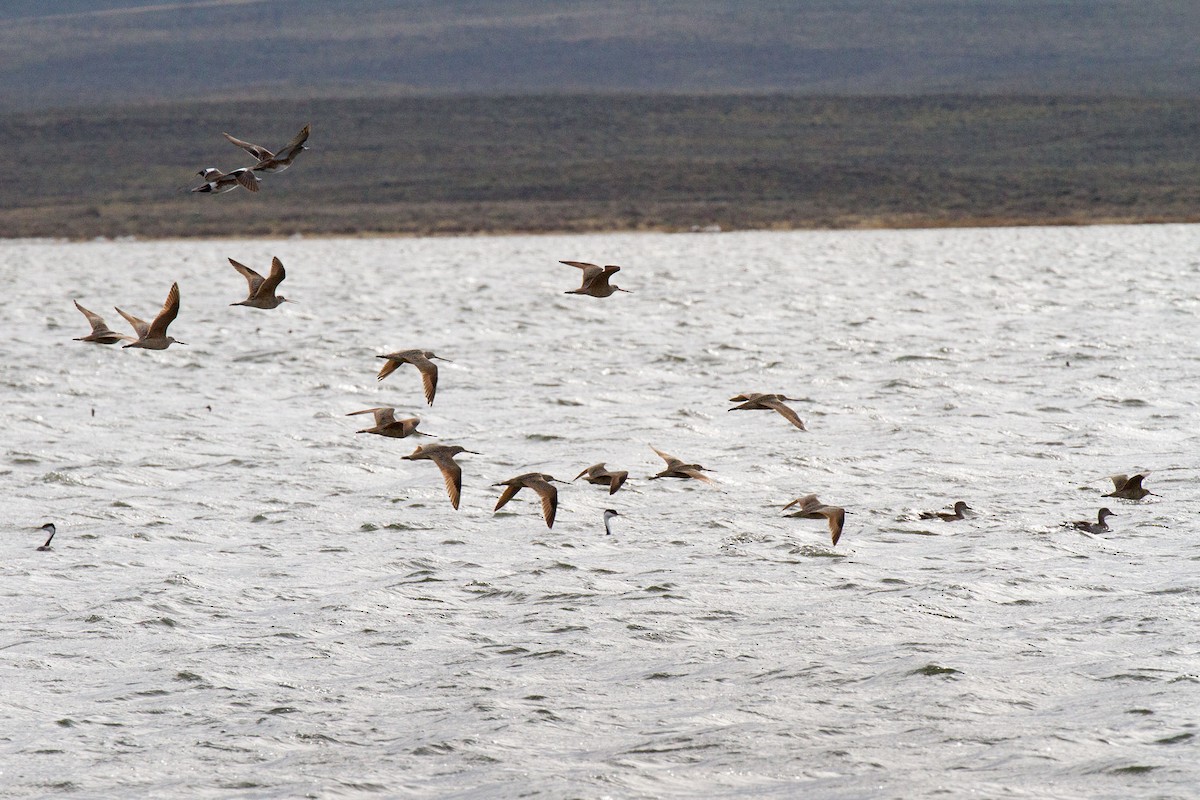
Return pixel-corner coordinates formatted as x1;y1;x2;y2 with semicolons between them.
919;501;972;521
727;393;807;430
783;494;847;546
561;261;631;297
402;443;478;510
493;472;563;528
1103;472;1156;500
223;123;310;173
647;446;715;484
117;282;185;349
376;350;449;405
229;256;292;309
72;300;133;345
347;407;431;439
573;463;629;495
191;167;260;194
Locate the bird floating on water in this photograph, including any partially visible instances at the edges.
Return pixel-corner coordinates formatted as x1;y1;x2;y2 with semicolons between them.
376;350;449;405
1070;508;1116;533
229;256;292;309
72;300;133;345
191;167;259;194
493;472;564;528
347;407;432;439
1104;472;1156;500
728;393;807;430
223;123;310;173
36;523;56;551
561;261;631;297
573;463;629;495
648;446;715;484
783;494;846;546
603;509;620;536
919;501;972;521
402;443;478;510
117;282;185;349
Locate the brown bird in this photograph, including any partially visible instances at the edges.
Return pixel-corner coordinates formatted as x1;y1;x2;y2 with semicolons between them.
561;261;631;297
1103;473;1156;500
72;300;133;345
648;446;715;484
1070;508;1116;533
376;350;449;405
919;501;972;521
347;407;432;439
493;472;564;528
782;494;847;546
573;463;629;495
402;443;478;510
728;393;807;430
191;166;260;193
229;257;292;309
117;282;185;350
223;123;310;173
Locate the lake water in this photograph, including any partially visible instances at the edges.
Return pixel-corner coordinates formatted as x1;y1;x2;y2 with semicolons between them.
3;226;1199;798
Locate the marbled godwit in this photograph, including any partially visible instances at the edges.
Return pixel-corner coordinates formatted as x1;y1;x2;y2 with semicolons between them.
72;300;132;345
648;446;715;484
603;509;620;536
561;261;631;297
493;472;563;528
117;283;185;349
573;463;629;495
191;167;260;193
376;350;449;405
229;257;292;308
347;407;431;439
402;443;478;510
1104;472;1156;500
783;494;847;546
36;523;56;551
1070;508;1116;533
223;123;310;173
728;393;807;430
919;501;972;521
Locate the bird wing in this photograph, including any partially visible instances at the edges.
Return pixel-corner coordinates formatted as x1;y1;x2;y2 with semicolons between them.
376;357;403;381
728;393;756;403
231;168;260;192
432;454;463;510
74;300;111;334
574;464;601;481
761;397;807;430
229;258;265;295
147;283;181;340
823;507;846;546
223;131;274;161
114;307;150;339
259;257;286;297
1108;474;1130;491
782;494;821;512
650;446;680;467
494;481;522;511
528;478;559;528
608;471;629;494
275;123;310;159
561;260;604;286
1125;473;1147;490
678;466;714;484
411;355;439;405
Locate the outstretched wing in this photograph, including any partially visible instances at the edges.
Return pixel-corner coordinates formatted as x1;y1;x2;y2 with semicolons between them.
223;131;274;161
229;258;265;295
147;283;181;340
114;307;150;339
761;397;807;430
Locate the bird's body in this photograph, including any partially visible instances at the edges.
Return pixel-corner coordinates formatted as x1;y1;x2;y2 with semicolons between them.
376;350;448;405
223;123;310;173
919;501;972;521
1070;508;1116;533
191;167;259;194
402;443;477;510
72;300;133;345
648;446;714;484
229;256;291;308
603;509;620;536
117;282;185;349
783;494;847;546
573;463;629;495
561;261;631;297
727;393;807;430
36;523;56;551
493;472;562;528
1104;473;1156;500
348;407;431;439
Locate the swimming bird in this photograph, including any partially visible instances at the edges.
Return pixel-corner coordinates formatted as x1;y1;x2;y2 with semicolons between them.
561;261;631;297
648;446;715;484
223;123;310;173
919;501;972;521
573;463;629;495
117;282;185;349
783;494;847;546
727;393;807;430
72;300;133;345
229;256;292;308
36;523;56;551
191;167;260;193
1104;472;1156;500
1070;508;1116;533
347;407;432;439
402;443;478;510
376;350;449;405
493;472;563;528
603;509;620;536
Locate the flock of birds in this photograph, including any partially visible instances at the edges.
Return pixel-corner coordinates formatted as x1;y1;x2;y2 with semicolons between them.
36;121;1163;550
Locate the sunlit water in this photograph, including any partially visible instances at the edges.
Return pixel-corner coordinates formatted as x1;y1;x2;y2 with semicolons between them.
3;226;1199;798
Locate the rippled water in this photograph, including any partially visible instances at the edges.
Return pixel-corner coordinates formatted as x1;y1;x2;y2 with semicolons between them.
3;226;1200;798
